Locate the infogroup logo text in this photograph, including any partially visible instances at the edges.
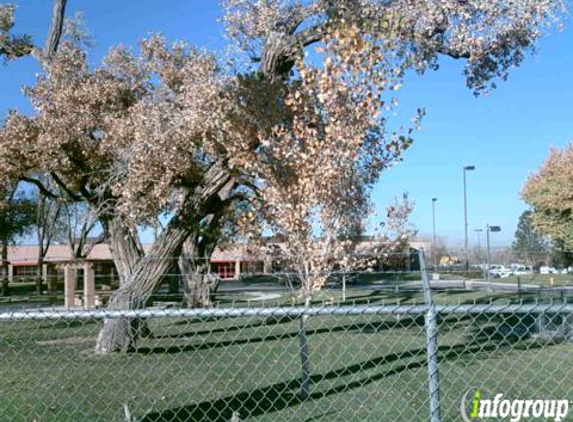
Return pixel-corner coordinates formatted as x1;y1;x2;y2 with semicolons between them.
461;389;570;422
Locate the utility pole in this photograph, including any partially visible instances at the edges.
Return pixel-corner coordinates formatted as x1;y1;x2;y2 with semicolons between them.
432;198;438;270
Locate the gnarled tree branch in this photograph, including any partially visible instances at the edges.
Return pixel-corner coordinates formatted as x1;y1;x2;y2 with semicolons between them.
0;0;67;62
44;0;67;59
19;176;60;200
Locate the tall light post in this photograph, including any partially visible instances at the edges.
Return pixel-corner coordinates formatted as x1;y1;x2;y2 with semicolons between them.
432;198;438;269
486;225;501;283
463;165;476;270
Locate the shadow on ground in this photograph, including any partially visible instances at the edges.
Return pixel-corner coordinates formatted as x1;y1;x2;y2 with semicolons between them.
136;315;428;355
141;338;531;422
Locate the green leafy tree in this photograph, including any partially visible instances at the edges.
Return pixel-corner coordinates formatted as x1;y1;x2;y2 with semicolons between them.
512;210;549;266
549;240;573;269
523;145;573;249
0;185;36;295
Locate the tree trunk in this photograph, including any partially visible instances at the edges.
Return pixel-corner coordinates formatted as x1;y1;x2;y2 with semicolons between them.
179;238;219;309
36;256;44;296
181;270;212;308
103;215;144;285
179;213;222;308
95;164;232;354
97;210;167;352
1;274;8;297
1;241;8;297
166;263;180;295
95;220;192;353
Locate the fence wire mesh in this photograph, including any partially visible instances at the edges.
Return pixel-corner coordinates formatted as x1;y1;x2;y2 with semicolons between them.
1;303;572;422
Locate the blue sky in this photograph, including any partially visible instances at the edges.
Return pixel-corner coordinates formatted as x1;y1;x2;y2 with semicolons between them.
1;1;572;248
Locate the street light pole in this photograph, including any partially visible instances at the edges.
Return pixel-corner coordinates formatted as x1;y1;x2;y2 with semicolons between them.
432;198;438;270
463;165;476;271
486;226;491;283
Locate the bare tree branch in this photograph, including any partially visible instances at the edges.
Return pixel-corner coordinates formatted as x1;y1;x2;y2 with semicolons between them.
436;46;470;59
20;176;60;200
49;172;84;202
44;0;67;59
0;0;68;62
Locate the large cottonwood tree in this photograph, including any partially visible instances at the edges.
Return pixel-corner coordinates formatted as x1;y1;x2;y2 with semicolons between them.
0;32;241;352
1;1;239;352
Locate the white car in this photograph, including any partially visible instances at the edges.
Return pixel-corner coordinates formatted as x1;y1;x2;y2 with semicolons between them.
513;266;534;275
540;266;558;275
489;265;512;278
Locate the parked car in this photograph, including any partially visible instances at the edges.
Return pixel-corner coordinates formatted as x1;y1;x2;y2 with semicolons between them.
489;265;512;278
513;266;534;276
540;266;558;275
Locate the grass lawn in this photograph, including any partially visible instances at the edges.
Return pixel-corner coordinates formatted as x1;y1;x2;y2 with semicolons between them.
498;274;573;287
3;280;571;312
1;307;572;422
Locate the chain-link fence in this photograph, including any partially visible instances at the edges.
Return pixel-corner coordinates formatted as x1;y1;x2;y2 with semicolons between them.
1;250;573;422
3;252;572;310
1;304;573;421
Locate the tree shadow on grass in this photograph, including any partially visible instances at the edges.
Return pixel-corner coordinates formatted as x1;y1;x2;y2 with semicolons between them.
140;339;535;422
140;351;427;422
136;330;301;354
152;317;297;340
138;308;530;355
335;289;423;306
136;316;428;355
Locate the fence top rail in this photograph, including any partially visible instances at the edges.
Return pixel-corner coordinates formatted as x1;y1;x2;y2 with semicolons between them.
0;303;572;321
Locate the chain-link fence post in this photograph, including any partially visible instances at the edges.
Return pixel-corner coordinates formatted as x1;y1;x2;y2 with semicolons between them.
420;250;442;422
299;313;311;397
